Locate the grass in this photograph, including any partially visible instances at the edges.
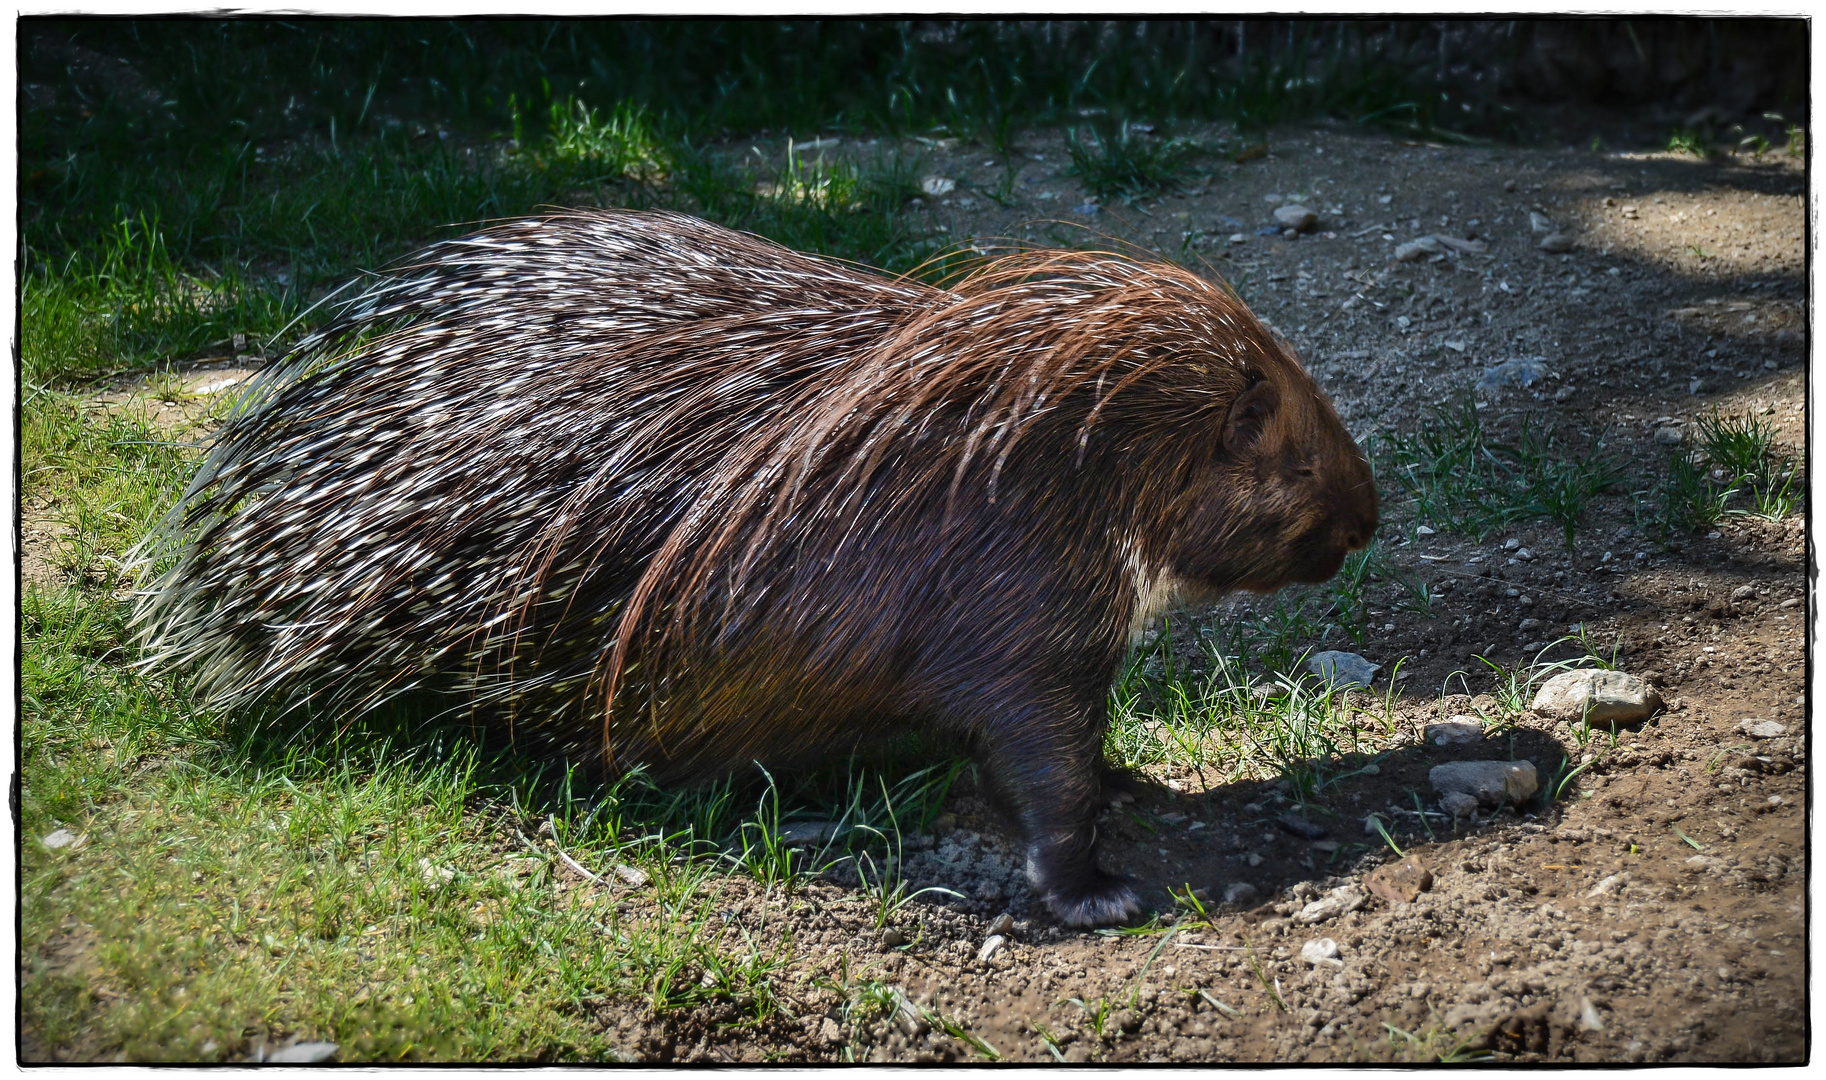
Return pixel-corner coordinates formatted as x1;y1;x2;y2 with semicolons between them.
1380;395;1624;549
1064;121;1202;203
1651;409;1803;535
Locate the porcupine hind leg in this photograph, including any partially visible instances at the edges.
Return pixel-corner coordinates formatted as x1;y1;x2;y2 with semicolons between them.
979;703;1143;928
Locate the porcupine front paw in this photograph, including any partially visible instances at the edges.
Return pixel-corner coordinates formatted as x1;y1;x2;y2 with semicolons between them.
1042;872;1143;928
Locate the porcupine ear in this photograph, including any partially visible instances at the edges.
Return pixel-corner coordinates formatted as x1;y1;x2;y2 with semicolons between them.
1221;374;1279;455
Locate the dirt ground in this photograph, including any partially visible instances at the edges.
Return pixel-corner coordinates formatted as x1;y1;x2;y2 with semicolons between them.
23;122;1809;1063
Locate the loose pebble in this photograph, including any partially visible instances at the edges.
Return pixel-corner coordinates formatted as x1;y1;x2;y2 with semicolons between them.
1738;718;1787;739
1278;814;1328;841
613;863;651;888
1363;855;1433;906
920;176;955;196
1440;791;1481;818
987;913;1015;937
1538;232;1575;253
977;934;1007;963
1223;881;1260;907
1274;204;1318;231
1478;356;1548;392
1306;650;1379;689
1532;669;1663;727
881;927;907;949
1294;886;1365;924
1425;719;1484;746
1300;937;1343;967
1653;425;1684;446
41;828;83;850
1730;584;1757;602
1431;759;1539;807
263;1042;340;1064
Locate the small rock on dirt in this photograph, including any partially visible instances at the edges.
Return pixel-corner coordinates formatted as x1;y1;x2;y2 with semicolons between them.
1363;855;1433;906
780;821;843;846
1440;791;1481;818
1431;760;1539;807
977;934;1008;963
881;927;907;949
1223;882;1260;907
612;863;651;887
1294;886;1365;924
1274;204;1318;231
40;828;83;850
1300;937;1343;967
1529;211;1554;233
1532;669;1662;726
1277;814;1328;840
1306;650;1378;689
1729;584;1757;603
1737;718;1788;739
987;913;1015;937
1538;232;1574;253
1394;236;1442;261
1653;425;1684;446
1477;356;1548;392
263;1042;340;1064
1425;719;1484;746
920;176;955;196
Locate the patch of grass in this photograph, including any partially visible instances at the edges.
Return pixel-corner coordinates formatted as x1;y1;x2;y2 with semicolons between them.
1064;122;1200;203
1106;630;1377;801
1652;409;1803;534
1381;395;1622;549
1666;128;1709;157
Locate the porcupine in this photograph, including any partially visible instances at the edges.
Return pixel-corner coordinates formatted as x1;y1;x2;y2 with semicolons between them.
134;208;1378;926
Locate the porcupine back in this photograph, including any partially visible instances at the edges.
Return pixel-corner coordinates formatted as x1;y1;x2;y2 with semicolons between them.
136;209;1368;793
132;210;938;753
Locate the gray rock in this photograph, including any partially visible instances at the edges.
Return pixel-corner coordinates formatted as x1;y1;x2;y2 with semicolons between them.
881;927;907;948
1223;881;1260;907
1430;759;1539;807
1275;204;1318;231
1300;937;1343;967
1689;378;1713;395
1306;650;1379;690
1440;791;1481;818
1478;356;1549;392
1529;211;1555;233
1532;669;1662;726
1425;720;1484;746
1538;233;1575;253
780;821;843;847
1730;584;1757;602
1394;236;1442;261
977;934;1008;963
264;1042;340;1064
612;863;651;887
1229;232;1248;244
1738;718;1788;739
920;176;955;197
1653;425;1685;446
987;913;1015;937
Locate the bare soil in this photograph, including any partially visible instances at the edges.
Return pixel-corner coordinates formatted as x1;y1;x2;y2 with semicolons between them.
23;124;1807;1063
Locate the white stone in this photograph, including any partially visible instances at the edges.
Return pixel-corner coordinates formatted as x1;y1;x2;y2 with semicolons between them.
1300;938;1343;967
1274;204;1318;231
1738;718;1788;739
1532;669;1662;726
1425;719;1484;746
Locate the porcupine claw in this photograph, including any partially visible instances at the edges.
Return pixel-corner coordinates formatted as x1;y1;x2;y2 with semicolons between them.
1044;874;1144;929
